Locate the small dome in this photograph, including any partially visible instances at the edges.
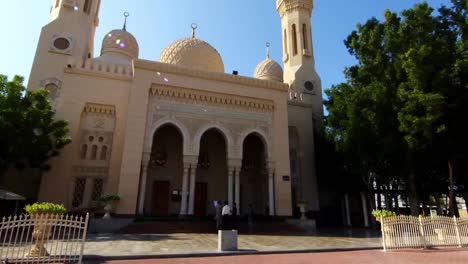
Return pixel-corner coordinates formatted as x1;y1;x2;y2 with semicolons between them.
254;57;283;82
159;37;224;73
101;29;139;61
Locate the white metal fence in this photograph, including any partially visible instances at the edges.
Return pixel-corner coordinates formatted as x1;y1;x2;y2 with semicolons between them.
0;213;89;263
381;215;468;251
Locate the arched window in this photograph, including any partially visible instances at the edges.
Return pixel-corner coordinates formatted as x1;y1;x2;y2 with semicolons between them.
100;146;108;160
91;145;98;160
292;24;298;55
83;0;92;14
283;29;288;55
45;83;59;101
55;0;60;8
80;144;88;159
302;24;308;50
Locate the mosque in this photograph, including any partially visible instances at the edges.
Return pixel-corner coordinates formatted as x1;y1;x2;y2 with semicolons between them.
26;0;325;218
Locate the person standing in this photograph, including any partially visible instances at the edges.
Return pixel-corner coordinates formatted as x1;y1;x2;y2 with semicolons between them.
221;201;231;230
231;203;238;229
215;200;222;230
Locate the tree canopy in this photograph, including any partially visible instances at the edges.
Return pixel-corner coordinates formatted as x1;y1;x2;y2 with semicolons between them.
0;75;71;178
325;0;468;215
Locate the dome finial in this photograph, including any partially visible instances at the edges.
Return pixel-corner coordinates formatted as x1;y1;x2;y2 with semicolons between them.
266;42;271;59
191;23;198;38
123;12;130;31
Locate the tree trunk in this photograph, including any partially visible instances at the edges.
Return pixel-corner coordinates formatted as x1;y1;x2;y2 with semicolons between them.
434;193;443;215
408;173;419;216
448;160;455;216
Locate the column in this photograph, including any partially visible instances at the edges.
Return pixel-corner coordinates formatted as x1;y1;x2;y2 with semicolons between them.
137;154;150;215
82;177;94;208
228;168;234;208
179;164;190;216
235;168;240;215
188;164;197;215
344;193;352;226
361;192;370;228
268;170;275;216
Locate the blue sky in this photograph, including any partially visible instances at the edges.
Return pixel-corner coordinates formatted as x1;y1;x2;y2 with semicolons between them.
1;0;451;99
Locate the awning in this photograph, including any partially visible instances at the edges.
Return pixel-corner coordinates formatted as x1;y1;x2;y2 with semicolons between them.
0;189;26;200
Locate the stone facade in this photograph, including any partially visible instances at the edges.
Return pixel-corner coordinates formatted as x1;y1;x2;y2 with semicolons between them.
26;0;323;217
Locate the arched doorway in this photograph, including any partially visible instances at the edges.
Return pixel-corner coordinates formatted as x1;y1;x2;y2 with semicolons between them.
196;129;228;216
145;124;183;216
241;133;268;216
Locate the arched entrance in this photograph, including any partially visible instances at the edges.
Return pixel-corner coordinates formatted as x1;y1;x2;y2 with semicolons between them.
195;129;228;216
241;133;269;216
145;124;183;216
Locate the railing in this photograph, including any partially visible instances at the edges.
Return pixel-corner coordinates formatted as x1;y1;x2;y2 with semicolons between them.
0;213;89;263
381;215;468;251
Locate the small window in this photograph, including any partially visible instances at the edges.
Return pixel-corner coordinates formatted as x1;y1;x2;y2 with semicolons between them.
283;29;288;54
292;24;298;55
53;38;70;50
302;24;308;50
100;145;108;160
83;0;92;14
91;145;98;160
45;83;59;101
72;178;86;208
80;144;88;159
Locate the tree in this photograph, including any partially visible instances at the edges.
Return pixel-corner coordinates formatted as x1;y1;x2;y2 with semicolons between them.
0;75;71;179
326;1;467;216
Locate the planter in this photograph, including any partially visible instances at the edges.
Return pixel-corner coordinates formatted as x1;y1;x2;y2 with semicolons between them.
102;201;117;219
298;202;307;220
27;215;59;257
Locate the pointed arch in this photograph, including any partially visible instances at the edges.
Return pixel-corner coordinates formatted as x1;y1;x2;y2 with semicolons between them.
193;123;234;158
148;118;191;155
238;128;271;160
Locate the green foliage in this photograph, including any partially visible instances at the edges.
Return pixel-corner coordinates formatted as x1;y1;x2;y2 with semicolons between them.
325;1;468;215
0;75;71;177
99;194;121;202
372;209;397;219
24;202;67;215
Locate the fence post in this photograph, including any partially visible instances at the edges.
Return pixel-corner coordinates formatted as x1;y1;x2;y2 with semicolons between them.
78;213;90;264
418;215;427;249
453;216;462;248
381;216;386;251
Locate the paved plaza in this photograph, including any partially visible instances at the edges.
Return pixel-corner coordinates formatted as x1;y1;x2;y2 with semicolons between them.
83;226;382;258
87;249;468;264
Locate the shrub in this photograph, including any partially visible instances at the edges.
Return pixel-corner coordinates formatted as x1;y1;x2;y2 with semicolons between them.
99;194;120;202
24;202;67;216
372;209;397;220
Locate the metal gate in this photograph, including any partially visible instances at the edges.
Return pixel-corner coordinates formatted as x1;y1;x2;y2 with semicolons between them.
0;213;89;263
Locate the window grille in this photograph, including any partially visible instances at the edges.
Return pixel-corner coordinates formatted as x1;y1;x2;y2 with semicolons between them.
72;178;86;207
91;178;104;201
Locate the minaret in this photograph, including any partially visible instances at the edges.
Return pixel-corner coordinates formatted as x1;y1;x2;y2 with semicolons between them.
28;0;101;90
277;0;323;123
277;0;322;212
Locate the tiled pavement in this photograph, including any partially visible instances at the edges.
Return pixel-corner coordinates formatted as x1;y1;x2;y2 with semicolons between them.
84;224;382;258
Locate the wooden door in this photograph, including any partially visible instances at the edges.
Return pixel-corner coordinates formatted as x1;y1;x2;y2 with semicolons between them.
152;181;170;216
194;182;208;217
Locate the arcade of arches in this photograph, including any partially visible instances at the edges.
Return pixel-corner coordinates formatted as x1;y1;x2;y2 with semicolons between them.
138;124;273;217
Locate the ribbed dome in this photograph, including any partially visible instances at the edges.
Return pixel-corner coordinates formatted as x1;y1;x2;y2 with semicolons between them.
254;56;283;82
159;37;224;73
101;29;139;60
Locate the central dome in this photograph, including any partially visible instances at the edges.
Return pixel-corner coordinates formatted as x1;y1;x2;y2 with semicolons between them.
159;37;224;73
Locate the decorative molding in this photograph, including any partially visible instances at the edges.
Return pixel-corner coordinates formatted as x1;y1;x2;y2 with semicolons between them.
276;0;313;18
150;84;275;113
73;166;109;176
65;58;133;81
83;103;116;116
135;59;289;92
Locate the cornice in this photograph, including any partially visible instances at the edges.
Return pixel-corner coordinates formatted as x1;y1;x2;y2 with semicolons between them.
135;59;289;92
276;0;313;18
83;103;116;116
150;84;275;113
